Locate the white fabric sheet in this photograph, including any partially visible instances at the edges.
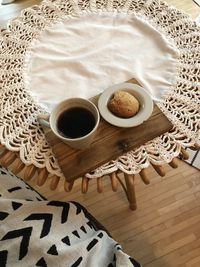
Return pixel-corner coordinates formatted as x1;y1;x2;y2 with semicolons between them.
26;12;178;112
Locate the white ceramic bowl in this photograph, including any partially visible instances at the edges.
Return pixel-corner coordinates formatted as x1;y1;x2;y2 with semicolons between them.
98;83;153;128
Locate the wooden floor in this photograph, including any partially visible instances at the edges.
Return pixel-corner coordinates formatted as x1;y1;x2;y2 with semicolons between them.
1;0;200;266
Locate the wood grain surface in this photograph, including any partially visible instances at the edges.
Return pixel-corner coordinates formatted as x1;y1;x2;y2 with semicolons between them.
44;78;173;181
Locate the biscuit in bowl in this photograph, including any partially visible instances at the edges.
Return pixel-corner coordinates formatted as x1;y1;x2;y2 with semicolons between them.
108;90;140;118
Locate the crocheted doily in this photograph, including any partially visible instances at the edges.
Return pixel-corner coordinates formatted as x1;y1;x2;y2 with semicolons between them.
0;0;199;179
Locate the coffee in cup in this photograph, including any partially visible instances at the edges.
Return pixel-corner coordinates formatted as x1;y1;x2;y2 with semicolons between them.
57;107;96;139
37;98;100;149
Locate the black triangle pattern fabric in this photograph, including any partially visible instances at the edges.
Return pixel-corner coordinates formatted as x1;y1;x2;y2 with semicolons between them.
47;201;70;224
0;166;141;267
0;212;9;221
36;257;47;267
12;201;23;211
87;221;94;229
1;227;33;260
72;230;80;239
8;186;22;193
0;250;8;267
61;235;71;246
80;226;87;234
98;232;104;238
70;256;83;267
86;238;98;251
47;245;58;256
129;257;142;267
24;213;53;238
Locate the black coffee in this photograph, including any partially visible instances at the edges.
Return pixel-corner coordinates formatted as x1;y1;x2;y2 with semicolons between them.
57;107;96;139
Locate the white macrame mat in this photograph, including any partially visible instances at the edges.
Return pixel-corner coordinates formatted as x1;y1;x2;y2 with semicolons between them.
0;0;199;179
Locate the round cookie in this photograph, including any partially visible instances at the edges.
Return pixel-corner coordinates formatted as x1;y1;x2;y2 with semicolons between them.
108;90;140;118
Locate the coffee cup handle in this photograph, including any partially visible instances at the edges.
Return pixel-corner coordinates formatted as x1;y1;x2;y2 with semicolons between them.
37;114;50;128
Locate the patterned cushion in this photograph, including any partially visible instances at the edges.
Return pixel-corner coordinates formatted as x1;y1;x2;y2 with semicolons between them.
0;167;142;267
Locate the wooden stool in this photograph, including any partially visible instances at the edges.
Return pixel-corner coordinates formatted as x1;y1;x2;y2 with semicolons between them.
0;143;198;210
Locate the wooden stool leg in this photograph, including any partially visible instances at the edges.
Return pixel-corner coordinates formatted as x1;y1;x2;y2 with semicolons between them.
23;165;37;181
190;143;200;151
151;164;165;177
180;147;189;160
110;172;118;192
139;169;150;184
11;157;25;175
0;151;16;167
81;176;89;194
37;168;49;186
64;180;74;192
124;174;137;211
97;177;103;193
50;175;60;190
168;158;178;168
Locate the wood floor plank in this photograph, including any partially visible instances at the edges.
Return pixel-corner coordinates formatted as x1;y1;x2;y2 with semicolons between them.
144;239;200;267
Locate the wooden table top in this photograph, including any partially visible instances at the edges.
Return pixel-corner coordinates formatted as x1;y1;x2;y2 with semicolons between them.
43;78;173;181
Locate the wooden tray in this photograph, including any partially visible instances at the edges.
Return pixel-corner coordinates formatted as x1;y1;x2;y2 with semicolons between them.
43;78;173;181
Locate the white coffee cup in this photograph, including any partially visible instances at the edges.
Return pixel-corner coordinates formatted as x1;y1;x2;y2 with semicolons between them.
37;98;100;150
